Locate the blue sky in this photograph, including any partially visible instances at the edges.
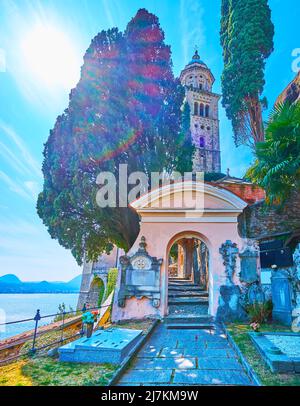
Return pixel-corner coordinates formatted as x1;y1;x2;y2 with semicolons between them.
0;0;299;281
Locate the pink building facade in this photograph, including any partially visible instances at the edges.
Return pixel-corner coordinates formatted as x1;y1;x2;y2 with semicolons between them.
112;180;256;322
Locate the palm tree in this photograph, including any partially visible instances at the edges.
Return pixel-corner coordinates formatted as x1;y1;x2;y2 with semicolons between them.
246;102;300;205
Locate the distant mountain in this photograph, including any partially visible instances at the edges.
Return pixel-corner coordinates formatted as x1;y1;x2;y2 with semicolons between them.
0;274;22;284
66;275;82;289
0;274;82;293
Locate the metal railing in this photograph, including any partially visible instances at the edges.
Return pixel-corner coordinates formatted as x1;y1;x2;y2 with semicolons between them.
0;304;111;364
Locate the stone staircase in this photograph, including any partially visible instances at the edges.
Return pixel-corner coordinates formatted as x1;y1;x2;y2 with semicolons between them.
166;278;214;330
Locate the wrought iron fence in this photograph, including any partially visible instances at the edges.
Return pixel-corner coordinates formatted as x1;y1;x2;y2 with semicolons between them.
0;304;111;364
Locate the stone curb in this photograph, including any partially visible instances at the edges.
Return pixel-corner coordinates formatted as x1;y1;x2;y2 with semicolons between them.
222;323;262;386
107;319;160;386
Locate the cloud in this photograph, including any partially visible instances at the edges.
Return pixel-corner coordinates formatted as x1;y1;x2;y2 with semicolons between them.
0;170;33;200
24;180;40;200
101;0;115;28
0;48;6;73
0;140;34;177
0;121;42;179
180;0;206;64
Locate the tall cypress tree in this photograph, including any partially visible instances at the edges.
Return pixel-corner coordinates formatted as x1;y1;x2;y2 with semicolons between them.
220;0;274;147
124;9;193;175
37;9;193;265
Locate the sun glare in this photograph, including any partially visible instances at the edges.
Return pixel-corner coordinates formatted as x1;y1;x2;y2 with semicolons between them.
21;23;80;90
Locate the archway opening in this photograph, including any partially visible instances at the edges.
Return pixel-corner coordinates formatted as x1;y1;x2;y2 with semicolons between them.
168;237;209;316
87;276;105;309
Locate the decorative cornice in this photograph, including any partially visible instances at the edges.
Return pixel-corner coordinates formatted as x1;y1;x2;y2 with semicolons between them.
130;181;248;212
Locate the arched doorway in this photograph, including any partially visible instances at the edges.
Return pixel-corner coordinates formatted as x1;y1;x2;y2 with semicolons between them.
87;276;105;309
167;233;210;317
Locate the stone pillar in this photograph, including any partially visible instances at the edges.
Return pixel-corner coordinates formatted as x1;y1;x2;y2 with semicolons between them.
193;241;200;284
177;243;185;278
185;239;194;281
77;260;93;310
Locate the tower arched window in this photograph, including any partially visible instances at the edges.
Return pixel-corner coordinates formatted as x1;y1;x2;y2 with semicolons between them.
200;103;204;117
199;137;205;148
205;105;210;118
194;102;199;116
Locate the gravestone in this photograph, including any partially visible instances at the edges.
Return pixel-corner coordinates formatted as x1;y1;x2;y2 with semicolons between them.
58;328;143;364
217;240;247;322
270;243;300;326
219;240;239;286
249;332;300;373
118;236;162;308
239;239;266;310
216;285;247;322
292;243;300;309
271;268;293;325
239;240;259;284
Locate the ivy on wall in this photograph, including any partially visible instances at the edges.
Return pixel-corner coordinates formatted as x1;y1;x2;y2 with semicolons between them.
104;268;118;302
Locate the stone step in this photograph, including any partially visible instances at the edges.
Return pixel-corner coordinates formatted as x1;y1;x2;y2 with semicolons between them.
168;291;208;298
168;285;205;291
165;314;214;324
167;304;210;318
166;323;215;330
169;281;197;286
168;297;209;305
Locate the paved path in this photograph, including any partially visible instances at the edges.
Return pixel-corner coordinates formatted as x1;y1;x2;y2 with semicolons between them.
117;323;254;386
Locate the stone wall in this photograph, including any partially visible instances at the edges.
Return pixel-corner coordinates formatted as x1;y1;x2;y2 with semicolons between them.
238;190;300;240
276;71;300;105
77;247;121;310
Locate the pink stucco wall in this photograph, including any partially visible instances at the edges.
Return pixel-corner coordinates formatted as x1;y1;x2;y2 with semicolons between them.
112;221;245;321
111;182;248;322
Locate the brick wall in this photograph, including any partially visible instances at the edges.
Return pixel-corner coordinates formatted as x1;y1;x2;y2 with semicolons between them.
213;182;265;205
238;190;300;239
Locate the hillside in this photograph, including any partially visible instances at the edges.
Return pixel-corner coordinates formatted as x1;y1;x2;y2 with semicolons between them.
0;274;82;293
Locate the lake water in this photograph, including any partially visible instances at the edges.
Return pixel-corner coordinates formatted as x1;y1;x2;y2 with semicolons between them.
0;293;79;340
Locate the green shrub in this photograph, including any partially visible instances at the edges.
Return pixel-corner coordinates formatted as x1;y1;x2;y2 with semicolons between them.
104;268;118;301
53;303;78;322
97;280;105;307
245;300;273;324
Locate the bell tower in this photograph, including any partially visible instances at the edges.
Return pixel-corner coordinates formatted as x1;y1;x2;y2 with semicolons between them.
180;50;221;173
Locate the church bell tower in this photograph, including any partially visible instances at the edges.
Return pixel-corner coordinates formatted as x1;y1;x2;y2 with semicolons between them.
180;50;221;173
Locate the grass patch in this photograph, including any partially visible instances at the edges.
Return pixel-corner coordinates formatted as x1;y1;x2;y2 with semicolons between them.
0;356;117;386
22;356;117;386
0;319;154;386
0;360;33;386
226;323;300;386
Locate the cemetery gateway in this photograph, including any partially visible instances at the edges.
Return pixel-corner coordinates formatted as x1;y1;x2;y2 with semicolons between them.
78;52;300;327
